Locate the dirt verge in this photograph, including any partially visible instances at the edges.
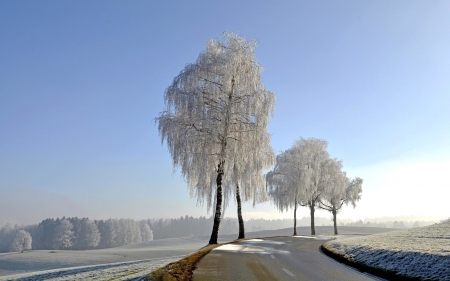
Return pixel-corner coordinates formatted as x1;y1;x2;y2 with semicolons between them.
146;240;244;281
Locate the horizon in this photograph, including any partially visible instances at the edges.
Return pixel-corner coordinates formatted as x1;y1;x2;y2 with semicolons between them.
1;1;449;227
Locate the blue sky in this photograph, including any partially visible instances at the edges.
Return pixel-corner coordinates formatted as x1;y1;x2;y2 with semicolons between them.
1;1;449;226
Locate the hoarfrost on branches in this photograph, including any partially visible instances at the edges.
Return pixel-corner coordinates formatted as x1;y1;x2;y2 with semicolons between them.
267;138;334;235
157;31;275;244
78;219;100;249
53;219;75;249
11;230;32;253
319;162;363;235
140;222;153;242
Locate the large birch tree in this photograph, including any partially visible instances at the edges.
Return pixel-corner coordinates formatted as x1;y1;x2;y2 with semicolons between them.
157;32;275;244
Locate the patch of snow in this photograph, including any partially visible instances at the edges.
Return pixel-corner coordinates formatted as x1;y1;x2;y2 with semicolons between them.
245;239;264;242
213;245;265;252
244;239;285;245
293;235;333;240
323;223;450;281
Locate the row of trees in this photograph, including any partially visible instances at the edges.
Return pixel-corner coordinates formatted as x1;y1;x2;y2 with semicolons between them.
0;217;153;253
157;31;363;243
266;138;363;235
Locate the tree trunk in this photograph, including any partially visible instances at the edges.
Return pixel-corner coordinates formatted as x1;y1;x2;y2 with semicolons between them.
236;183;245;239
209;163;224;244
209;78;233;244
293;199;297;236
333;209;338;235
310;203;315;235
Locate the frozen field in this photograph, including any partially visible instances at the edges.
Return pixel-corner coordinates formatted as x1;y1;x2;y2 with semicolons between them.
0;236;210;278
323;223;450;281
0;256;183;281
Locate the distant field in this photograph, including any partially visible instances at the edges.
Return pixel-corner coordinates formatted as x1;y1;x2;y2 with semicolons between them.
323;223;450;280
0;226;394;280
0;237;209;277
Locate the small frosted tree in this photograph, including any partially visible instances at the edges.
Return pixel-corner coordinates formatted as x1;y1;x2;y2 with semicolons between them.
266;149;303;235
318;159;363;235
140;222;153;242
11;230;32;253
157;32;275;244
296;138;331;235
53;219;74;249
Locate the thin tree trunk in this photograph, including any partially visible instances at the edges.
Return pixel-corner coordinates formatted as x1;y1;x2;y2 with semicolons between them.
310;203;316;235
236;183;245;239
333;209;338;235
293;199;297;236
209;163;224;244
209;78;233;245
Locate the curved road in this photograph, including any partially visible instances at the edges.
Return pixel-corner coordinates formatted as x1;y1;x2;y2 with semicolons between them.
193;236;383;281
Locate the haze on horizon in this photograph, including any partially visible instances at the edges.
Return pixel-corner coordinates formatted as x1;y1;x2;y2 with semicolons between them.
1;1;449;227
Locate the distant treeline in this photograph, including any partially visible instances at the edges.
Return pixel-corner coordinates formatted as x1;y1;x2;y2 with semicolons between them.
0;217;153;253
339;220;436;228
149;216;338;239
150;216;236;239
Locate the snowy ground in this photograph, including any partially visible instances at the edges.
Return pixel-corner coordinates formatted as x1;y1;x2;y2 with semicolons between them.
0;256;184;281
0;237;210;278
323;223;450;281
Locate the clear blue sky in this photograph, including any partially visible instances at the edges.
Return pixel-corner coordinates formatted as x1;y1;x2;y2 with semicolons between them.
1;1;449;226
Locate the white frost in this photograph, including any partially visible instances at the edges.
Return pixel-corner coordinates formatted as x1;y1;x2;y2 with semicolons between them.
323;223;450;280
0;256;184;281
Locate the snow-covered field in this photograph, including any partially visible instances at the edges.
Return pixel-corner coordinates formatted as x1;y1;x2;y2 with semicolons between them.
323;223;450;281
0;255;184;281
0;237;210;279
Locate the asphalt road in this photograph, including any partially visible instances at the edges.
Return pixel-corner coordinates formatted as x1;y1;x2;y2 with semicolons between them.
193;236;381;281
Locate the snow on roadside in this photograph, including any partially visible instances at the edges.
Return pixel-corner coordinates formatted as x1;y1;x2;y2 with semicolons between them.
0;255;185;281
323;223;450;281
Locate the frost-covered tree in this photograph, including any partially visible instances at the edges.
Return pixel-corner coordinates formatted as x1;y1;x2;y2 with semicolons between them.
267;138;330;235
157;32;275;244
11;230;32;252
225;123;275;239
78;219;100;249
53;219;74;249
266;149;303;235
0;223;16;252
318;159;363;235
139;222;153;242
99;219;118;248
296;138;331;235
